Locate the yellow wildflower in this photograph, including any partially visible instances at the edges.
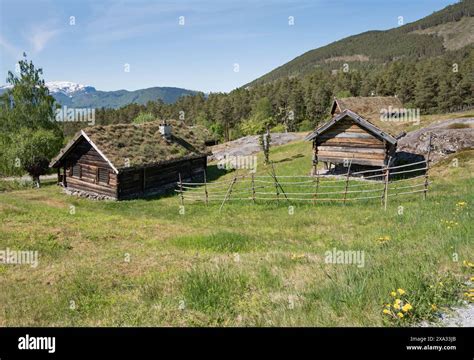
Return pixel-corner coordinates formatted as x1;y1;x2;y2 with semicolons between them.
402;303;413;312
397;288;406;295
390;291;397;297
397;312;404;319
394;303;401;310
383;309;391;315
431;304;437;311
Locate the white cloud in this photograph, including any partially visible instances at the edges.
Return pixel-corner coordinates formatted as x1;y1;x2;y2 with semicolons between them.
28;26;60;53
0;34;22;58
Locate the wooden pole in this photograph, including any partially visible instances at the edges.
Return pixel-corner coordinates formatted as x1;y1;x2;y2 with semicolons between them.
313;172;320;205
424;134;432;200
382;157;391;211
272;167;280;202
178;173;184;206
312;139;318;176
270;162;289;203
343;158;353;204
251;173;256;204
203;170;208;206
219;176;237;212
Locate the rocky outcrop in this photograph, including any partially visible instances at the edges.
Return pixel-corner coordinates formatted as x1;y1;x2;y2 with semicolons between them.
396;118;473;163
209;132;305;161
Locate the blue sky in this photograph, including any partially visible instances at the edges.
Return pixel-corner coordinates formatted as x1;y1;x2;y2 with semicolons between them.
0;0;456;93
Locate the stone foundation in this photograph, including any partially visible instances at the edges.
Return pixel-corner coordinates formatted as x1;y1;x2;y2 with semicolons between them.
63;187;116;201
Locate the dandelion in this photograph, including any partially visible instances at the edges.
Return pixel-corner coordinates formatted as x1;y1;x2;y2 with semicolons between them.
397;288;406;295
390;291;397;297
383;309;391;315
394;303;401;310
397;312;404;319
431;304;437;311
385;304;391;308
402;303;413;312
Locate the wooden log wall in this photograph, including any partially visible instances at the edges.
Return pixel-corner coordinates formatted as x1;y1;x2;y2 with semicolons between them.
57;137;207;200
118;156;207;199
315;118;389;167
63;138;117;198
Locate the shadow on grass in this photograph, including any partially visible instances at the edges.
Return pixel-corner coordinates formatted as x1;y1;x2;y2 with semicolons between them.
273;153;305;164
140;164;227;202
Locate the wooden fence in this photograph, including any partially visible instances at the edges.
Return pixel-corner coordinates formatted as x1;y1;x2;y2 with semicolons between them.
176;158;431;211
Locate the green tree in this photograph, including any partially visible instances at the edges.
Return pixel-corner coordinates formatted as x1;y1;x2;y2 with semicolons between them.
8;128;63;186
0;54;63;185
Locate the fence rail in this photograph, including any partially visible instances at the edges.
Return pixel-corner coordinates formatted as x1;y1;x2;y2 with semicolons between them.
175;157;431;211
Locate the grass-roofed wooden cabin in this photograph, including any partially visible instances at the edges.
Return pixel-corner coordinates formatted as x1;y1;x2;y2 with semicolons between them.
50;120;209;200
306;97;404;171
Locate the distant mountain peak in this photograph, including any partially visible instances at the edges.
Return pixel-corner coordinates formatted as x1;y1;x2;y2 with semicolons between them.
45;81;94;95
0;81;197;108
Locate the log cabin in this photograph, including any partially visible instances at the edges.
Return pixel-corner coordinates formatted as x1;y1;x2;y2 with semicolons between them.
306;99;401;171
50;120;209;200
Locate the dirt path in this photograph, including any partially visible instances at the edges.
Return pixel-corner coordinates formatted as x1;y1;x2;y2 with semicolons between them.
0;174;56;182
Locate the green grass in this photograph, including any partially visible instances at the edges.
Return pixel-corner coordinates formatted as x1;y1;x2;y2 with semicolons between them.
172;232;253;253
0;140;472;326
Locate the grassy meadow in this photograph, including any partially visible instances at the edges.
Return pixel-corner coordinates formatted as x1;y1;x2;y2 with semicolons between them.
0;140;472;326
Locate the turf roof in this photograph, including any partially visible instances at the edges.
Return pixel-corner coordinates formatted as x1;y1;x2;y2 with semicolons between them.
332;96;405;134
51;120;209;171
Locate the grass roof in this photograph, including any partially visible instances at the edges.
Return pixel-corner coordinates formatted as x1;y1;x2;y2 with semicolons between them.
335;96;405;134
84;120;209;170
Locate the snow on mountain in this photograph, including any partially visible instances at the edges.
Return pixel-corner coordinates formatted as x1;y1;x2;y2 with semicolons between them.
0;81;93;96
45;81;89;95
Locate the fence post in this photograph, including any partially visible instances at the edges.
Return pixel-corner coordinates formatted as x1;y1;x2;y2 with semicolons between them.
270;162;289;203
178;173;184;206
424;134;432;200
381;157;392;210
203;170;208;206
251;173;256;204
273;174;280;202
313;172;320;205
343;158;352;204
219;176;237;212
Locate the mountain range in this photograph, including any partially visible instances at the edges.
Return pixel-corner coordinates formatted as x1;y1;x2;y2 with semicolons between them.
0;81;198;109
247;0;474;86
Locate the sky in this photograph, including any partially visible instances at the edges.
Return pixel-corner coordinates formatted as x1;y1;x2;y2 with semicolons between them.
0;0;457;93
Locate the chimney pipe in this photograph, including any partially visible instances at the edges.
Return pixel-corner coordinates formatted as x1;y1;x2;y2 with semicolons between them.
159;123;172;139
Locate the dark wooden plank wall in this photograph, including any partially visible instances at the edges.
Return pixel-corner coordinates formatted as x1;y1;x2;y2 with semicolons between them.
60;137;207;199
315;118;388;167
64;138;118;198
118;156;207;199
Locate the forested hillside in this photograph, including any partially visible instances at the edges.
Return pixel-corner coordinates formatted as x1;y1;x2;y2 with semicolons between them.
60;1;474;141
248;0;474;85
